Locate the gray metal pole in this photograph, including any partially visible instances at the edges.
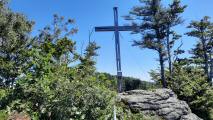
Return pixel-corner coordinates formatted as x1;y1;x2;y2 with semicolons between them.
113;7;122;93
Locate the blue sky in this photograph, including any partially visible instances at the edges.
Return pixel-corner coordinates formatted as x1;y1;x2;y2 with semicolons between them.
9;0;213;81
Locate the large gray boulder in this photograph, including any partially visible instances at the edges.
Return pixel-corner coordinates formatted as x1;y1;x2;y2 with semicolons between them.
119;89;202;120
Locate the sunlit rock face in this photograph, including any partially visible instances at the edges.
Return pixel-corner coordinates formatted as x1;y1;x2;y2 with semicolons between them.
119;89;202;120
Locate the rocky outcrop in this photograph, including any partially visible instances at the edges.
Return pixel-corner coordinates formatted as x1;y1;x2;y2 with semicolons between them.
119;89;202;120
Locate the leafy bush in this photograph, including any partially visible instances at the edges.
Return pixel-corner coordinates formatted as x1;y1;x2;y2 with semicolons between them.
0;110;8;120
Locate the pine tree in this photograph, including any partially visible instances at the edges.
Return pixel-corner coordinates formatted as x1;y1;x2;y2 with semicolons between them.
125;0;166;87
126;0;185;88
186;16;213;84
164;0;186;77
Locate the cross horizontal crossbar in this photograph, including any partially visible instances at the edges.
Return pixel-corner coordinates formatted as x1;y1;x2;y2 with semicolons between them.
95;26;139;32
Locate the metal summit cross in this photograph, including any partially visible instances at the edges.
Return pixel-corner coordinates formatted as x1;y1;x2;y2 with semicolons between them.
95;7;137;93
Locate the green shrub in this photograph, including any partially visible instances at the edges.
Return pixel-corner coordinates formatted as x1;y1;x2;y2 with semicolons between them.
0;110;8;120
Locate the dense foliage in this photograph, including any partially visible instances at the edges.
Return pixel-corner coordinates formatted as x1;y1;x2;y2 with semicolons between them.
0;0;33;87
0;1;152;119
186;16;213;84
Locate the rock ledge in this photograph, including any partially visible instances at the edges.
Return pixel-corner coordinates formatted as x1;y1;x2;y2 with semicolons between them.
119;89;202;120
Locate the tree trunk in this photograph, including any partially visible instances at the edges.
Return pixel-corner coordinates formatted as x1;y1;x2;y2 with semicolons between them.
159;49;167;88
204;52;210;82
166;25;172;77
152;0;160;14
210;54;213;86
201;39;210;83
201;28;210;83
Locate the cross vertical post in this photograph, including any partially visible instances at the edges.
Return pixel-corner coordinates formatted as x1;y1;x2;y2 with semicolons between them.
95;7;138;93
113;7;122;93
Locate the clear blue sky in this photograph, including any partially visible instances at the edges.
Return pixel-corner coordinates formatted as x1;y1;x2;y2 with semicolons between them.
9;0;213;81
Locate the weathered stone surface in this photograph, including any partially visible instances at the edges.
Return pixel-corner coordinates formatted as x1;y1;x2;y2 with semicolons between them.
119;89;202;120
